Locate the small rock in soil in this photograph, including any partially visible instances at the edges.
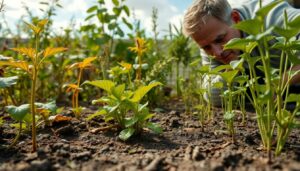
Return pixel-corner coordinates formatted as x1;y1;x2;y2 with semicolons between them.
143;156;164;171
170;117;180;128
192;146;205;161
55;124;75;136
24;152;38;162
72;151;91;160
29;159;52;171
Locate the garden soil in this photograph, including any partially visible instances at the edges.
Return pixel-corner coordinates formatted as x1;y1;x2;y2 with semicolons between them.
1;99;300;171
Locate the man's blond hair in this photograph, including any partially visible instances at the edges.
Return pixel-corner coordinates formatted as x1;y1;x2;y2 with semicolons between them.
183;0;232;36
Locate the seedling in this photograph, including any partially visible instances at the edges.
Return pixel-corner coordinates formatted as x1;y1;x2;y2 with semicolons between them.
84;80;162;141
0;19;66;152
65;56;97;118
224;0;300;159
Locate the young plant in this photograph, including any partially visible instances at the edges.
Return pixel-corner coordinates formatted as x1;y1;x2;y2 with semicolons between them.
84;80;162;141
0;19;66;152
128;37;147;82
224;0;300;159
65;57;97;118
6;101;57;148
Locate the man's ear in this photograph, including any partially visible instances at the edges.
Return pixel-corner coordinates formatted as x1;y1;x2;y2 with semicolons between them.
231;10;241;23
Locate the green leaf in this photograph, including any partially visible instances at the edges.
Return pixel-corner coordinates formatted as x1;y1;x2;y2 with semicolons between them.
122;17;133;30
112;0;119;6
224;38;253;51
111;84;125;100
230;59;244;71
86;109;107;121
233;19;262;35
210;64;231;74
6;104;30;121
87;5;98;13
288;15;300;28
146;122;162;134
131;82;162;102
224;111;235;121
220;70;239;84
124;117;138;127
234;75;248;85
35;101;57;114
83;80;115;93
255;0;283;18
274;26;299;40
0;76;18;88
119;127;135;141
286;94;300;103
122;5;130;16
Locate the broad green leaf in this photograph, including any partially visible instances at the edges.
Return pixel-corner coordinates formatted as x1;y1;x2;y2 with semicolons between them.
255;0;283;18
124;117;138;127
86;109;107;121
35;101;57;114
233;19;262;35
146;122;162;134
212;82;224;89
83;80;115;93
6;104;30;121
198;65;210;73
288;15;300;28
210;64;231;74
234;75;248;85
286;94;300;103
220;70;239;84
230;59;244;71
43;47;67;58
119;127;135;141
131;82;162;102
224;111;235;121
111;84;125;100
274;27;299;40
0;76;18;88
224;38;253;51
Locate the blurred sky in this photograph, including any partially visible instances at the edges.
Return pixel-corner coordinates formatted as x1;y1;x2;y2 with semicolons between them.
1;0;193;37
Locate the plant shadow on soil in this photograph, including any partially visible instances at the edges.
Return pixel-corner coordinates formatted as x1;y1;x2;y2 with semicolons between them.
1;99;300;171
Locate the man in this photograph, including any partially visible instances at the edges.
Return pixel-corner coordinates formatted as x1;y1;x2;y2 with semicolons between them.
183;0;300;106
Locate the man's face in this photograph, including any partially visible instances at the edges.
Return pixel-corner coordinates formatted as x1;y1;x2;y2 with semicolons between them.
192;15;241;64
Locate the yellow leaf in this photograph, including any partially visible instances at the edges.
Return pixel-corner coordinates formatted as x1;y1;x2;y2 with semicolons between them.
24;21;42;35
66;63;79;70
119;61;132;70
43;47;67;58
128;37;147;56
37;19;48;27
79;57;97;69
0;60;30;73
65;84;80;92
11;47;37;61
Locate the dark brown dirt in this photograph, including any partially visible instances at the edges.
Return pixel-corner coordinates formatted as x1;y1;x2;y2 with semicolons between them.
1;99;300;171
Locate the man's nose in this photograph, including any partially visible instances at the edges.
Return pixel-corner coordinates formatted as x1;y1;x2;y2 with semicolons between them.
211;44;223;57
